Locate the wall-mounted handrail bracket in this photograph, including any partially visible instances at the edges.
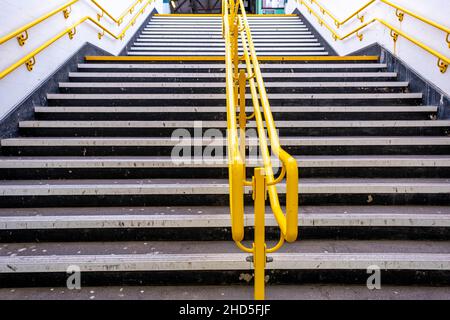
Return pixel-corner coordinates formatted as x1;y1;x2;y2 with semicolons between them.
16;30;29;46
68;27;77;40
97;11;104;21
446;33;450;48
390;29;399;42
357;13;364;23
25;56;36;71
98;30;105;40
63;6;72;19
438;59;448;73
356;31;364;41
395;9;404;22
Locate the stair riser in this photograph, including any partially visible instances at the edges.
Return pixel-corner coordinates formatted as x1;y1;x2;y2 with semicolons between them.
3;145;449;156
0;270;448;288
59;86;407;94
35;111;435;121
1;226;449;243
78;66;386;73
0;193;449;208
69;75;397;82
1;167;449;180
19;127;450;137
47;97;420;107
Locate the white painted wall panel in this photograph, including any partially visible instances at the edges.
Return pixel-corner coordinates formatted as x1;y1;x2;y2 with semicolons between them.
0;0;163;119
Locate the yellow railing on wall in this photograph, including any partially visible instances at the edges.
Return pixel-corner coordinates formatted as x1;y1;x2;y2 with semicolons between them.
223;0;299;301
0;0;154;79
297;0;450;73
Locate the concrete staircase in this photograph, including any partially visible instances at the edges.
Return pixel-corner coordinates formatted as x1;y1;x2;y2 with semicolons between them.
0;14;449;299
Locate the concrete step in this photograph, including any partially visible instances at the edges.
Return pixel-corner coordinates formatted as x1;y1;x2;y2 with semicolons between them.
0;206;449;230
126;51;330;56
57;81;408;94
0;241;449;276
128;46;326;52
0;178;450;208
145;22;306;27
1;284;448;300
132;42;322;47
0;179;448;198
137;34;316;39
36;106;435;121
139;34;316;42
18;120;450;137
143;27;310;32
45;92;421;107
2;155;449;169
140;31;312;35
68;72;398;82
135;37;318;43
21;120;448;129
2;136;449;157
76;63;387;73
1;155;449;179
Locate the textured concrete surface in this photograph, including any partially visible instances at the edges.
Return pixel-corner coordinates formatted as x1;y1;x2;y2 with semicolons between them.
0;285;449;300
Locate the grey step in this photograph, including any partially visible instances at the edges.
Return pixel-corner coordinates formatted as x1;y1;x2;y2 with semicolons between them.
144;23;306;27
1;284;449;300
132;42;323;47
143;28;310;32
58;81;407;89
3;136;450;147
137;34;316;39
126;51;330;56
0;240;449;273
0;179;449;196
140;31;312;35
18;120;450;129
36;106;435;114
128;46;326;52
2;155;450;169
1;206;449;229
76;63;387;71
45;93;421;102
135;37;318;43
68;72;397;79
143;26;310;30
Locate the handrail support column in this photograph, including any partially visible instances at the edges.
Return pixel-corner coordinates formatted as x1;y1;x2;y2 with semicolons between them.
253;167;267;300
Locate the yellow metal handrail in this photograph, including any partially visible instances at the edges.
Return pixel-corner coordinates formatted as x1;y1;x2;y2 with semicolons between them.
0;0;78;46
223;0;299;300
306;0;450;36
0;0;154;79
0;0;147;47
92;0;146;25
298;0;450;73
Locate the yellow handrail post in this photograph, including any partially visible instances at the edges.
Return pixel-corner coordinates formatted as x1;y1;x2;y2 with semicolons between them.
238;69;247;179
253;167;266;301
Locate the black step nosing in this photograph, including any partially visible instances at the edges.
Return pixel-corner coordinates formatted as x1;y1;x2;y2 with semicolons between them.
34;106;438;113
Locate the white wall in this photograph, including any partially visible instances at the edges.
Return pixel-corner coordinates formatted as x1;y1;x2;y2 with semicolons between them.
286;0;450;95
0;0;163;119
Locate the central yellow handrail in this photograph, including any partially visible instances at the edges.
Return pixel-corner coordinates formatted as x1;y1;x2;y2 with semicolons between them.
223;0;299;300
0;0;155;79
298;0;450;73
